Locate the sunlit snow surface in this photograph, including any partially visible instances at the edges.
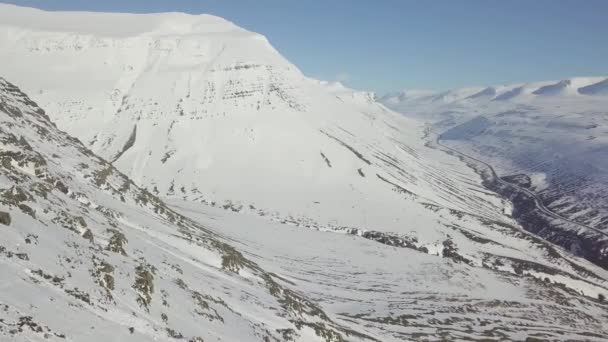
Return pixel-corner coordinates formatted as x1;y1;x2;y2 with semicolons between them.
382;77;608;230
1;4;608;341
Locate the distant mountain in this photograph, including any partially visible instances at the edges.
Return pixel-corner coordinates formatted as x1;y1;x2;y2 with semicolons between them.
382;77;608;254
579;78;608;95
380;77;608;109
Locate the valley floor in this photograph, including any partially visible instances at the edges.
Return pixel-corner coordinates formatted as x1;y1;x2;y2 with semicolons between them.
430;133;608;269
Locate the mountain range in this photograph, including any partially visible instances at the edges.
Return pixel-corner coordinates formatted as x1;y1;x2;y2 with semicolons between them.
381;76;608;267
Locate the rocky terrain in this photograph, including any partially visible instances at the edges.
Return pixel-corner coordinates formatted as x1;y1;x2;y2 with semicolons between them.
1;76;384;341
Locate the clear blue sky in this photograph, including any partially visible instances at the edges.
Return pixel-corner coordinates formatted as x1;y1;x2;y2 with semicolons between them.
3;0;607;93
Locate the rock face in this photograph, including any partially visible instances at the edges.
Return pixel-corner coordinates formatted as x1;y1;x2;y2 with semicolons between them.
1;5;608;341
0;211;10;225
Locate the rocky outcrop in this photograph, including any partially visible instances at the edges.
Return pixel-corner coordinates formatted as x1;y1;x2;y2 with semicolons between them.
0;211;10;226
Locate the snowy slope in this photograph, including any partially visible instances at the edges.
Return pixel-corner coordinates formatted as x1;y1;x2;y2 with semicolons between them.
0;3;517;241
0;77;381;341
2;77;608;341
381;77;608;264
2;4;608;340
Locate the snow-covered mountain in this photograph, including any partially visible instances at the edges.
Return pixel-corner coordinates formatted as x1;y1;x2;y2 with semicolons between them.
2;4;608;340
381;77;608;265
0;76;380;341
3;72;608;341
0;3;516;241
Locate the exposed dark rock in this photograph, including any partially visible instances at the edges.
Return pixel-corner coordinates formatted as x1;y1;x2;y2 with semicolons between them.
81;229;94;243
65;288;91;304
161;150;175;164
376;174;415;197
133;263;154;310
54;180;69;194
320;130;371;165
442;239;473;265
17;204;35;218
111;125;137;163
0;211;10;226
2;186;30;204
218;243;248;273
501;174;532;188
360;230;423;252
320;152;332;168
165;328;183;339
106;229;128;256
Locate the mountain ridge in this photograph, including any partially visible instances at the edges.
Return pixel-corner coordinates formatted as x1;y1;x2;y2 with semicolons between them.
0;3;253;38
381;76;608;106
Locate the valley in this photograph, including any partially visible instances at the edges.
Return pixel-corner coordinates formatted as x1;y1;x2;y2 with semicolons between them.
430;132;608;269
383;78;608;272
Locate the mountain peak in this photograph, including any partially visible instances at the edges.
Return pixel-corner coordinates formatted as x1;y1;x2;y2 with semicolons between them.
0;3;247;38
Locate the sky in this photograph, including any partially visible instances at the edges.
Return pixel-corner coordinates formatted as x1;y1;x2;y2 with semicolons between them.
2;0;607;93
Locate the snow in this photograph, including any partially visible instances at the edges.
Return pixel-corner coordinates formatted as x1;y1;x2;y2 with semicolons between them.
0;3;519;240
579;78;608;95
0;3;245;37
1;4;608;341
381;76;608;229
